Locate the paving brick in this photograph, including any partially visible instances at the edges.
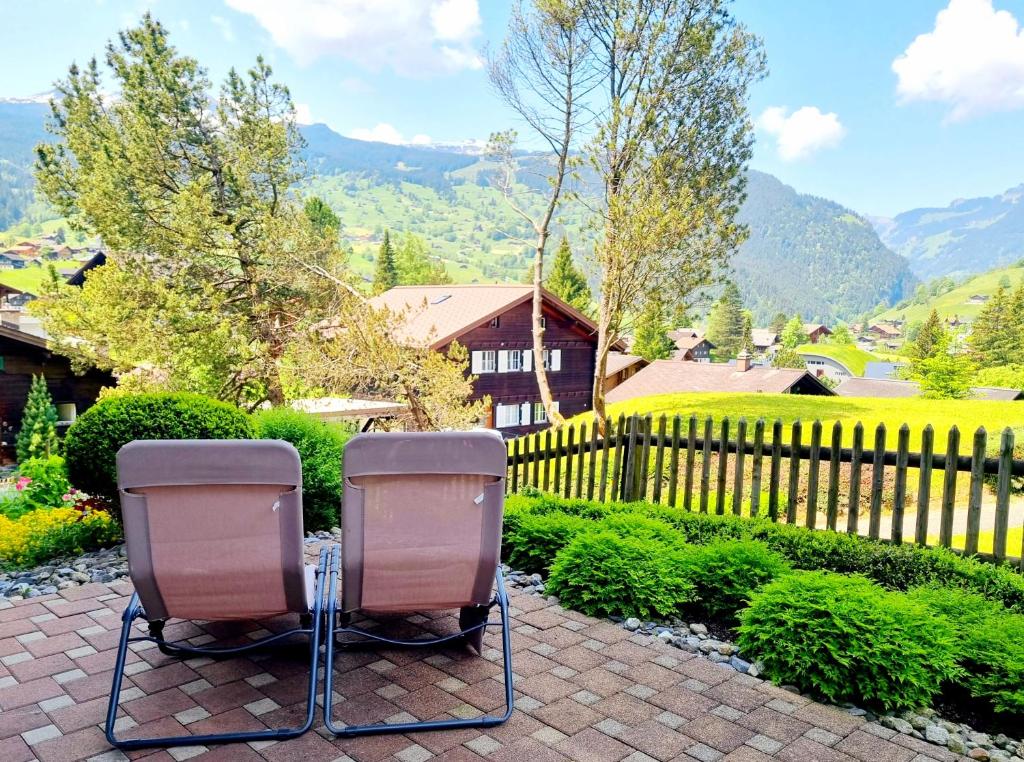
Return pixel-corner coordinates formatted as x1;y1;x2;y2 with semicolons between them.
0;675;62;710
792;703;864;736
532;697;602;735
594;693;660;726
0;735;35;762
556;727;632;761
834;730;915;762
682;714;755;754
737;708;813;744
617;719;695;761
775;737;858;762
32;725;111;762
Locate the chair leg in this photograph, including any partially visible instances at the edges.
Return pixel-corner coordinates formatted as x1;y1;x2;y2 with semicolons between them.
322;550;515;738
104;547;329;750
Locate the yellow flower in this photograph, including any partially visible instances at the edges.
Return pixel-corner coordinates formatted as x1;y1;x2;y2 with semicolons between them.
0;508;120;568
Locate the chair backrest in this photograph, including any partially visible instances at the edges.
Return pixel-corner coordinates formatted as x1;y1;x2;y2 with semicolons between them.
116;439;306;622
342;431;506;614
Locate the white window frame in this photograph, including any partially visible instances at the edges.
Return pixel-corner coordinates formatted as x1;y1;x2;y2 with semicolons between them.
495;403;521;428
472;350;497;374
533;402;547;424
507;349;523;371
542;348;562;371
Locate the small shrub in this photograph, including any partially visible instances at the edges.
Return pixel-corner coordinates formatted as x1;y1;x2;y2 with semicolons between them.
595;513;682;546
503;511;590;574
737;571;961;710
15;374;59;462
679;539;791;621
908;585;1024;715
64;393;255;510
254;408;352;532
547;530;695;619
1;456;74;518
0;507;122;569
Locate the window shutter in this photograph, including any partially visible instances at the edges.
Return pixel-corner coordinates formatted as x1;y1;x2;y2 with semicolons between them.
552;400;560;413
471;351;482;374
551;349;562;371
520;402;531;425
497;350;509;373
523;349;533;371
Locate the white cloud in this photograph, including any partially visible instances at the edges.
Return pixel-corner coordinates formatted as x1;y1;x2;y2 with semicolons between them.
224;0;483;75
893;0;1024;121
210;15;235;43
294;103;314;124
347;122;432;145
756;106;846;161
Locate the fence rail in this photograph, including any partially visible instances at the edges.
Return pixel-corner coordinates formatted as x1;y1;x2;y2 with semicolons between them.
506;413;1024;568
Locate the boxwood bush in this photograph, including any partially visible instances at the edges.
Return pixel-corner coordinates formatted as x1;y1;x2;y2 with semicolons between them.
546;530;695;620
253;408;352;532
678;539;791;621
737;571;961;710
65;393;255;512
907;585;1024;715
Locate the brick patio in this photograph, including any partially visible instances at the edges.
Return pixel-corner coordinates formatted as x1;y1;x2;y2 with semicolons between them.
0;543;967;762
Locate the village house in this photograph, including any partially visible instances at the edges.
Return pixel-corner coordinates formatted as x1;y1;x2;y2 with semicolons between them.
604;352;649;393
803;323;832;344
867;323;900;340
751;328;780;354
668;330;715;362
370;285;620;436
606;351;834;403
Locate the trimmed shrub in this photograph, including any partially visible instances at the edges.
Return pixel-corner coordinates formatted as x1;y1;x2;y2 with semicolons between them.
501;494;1024;613
503;511;590;574
737;571;961;710
908;585;1024;715
679;540;791;621
547;530;695;619
65;393;255;509
254;409;352;532
594;513;682;546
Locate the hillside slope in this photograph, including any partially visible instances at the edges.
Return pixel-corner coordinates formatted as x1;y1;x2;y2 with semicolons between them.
874;263;1024;326
876;184;1024;279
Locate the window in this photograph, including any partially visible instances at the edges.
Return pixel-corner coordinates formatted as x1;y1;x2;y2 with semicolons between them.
507;350;523;371
534;403;547;424
540;316;546;328
489;316;500;328
471;350;497;374
542;349;562;371
495;403;521;428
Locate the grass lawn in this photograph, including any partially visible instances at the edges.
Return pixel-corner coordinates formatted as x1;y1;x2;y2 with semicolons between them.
593;392;1024;453
874;263;1024;326
949;527;1024;554
796;343;878;376
0;266;48;294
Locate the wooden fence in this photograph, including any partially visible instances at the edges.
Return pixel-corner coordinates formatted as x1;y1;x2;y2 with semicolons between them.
506;413;1024;567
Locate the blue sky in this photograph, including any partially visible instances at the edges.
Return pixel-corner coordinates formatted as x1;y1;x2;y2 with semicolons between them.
2;0;1023;217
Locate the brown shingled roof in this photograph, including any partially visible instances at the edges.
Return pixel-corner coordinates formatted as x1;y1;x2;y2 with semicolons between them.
605;352;648;378
606;360;832;402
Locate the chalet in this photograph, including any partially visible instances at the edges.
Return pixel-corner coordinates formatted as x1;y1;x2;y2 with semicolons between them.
370;285;622;436
966;294;990;306
0;325;113;464
0;252;30;270
803;323;832;344
606;354;834;403
836;377;1023;401
604;352;649;393
867;323;900;340
668;331;714;362
751;329;779;354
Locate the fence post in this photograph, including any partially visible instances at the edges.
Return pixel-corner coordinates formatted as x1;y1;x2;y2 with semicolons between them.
915;425;934;546
847;422;864;535
750;418;765;517
532;431;542;487
575;422;587;499
563;425;574;499
599;417;614;502
786;420;802;524
993;427;1013;562
610;413;626;502
732;418;747;516
965;427;987;555
700;416;713;513
652;415;667;504
587;420;599;500
637;414;653;501
768;419;783;522
806;420;822;529
685;414;698;511
869;423;886;539
716;417;730;515
826;421;842;530
939;426;960;548
510;437;520;493
552;428;563;495
623;414;640;502
667;415;682;508
891;424;910;545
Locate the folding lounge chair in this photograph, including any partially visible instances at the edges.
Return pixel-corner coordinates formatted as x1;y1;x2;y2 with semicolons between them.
105;439;328;750
323;430;514;737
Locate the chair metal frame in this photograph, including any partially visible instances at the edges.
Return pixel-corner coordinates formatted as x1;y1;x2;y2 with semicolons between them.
104;546;329;750
322;545;514;737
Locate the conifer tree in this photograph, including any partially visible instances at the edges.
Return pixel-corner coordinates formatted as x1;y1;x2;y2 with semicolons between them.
373;230;398;294
969;286;1015;366
910;309;945;360
632;298;676;361
706;283;746;357
15;375;59;462
769;312;788;334
546;236;592;313
741;311;754;352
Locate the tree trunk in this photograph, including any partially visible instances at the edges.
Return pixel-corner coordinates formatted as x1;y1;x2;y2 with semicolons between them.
591;303;614;434
532;231;563;427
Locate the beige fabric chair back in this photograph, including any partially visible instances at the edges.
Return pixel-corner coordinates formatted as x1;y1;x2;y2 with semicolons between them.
116;439;307;622
342;431;506;614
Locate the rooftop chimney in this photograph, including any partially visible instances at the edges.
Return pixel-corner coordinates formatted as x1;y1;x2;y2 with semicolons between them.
736;350;752;372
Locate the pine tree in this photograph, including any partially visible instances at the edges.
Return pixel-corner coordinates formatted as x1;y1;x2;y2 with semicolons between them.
373;230;398;294
969;287;1015;366
632;298;676;361
546;236;592;313
911;309;945;360
706;283;746;357
781;315;808;349
769;312;788;334
741;311;754;352
15;375;59;462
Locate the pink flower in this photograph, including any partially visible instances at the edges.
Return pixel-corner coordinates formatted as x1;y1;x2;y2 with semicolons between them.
15;477;31;491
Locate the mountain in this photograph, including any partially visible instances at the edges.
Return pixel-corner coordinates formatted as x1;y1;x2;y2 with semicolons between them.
0;102;915;322
733;171;916;323
875;184;1024;280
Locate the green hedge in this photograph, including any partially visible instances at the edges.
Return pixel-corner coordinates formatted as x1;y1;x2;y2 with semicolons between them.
65;393;256;512
677;540;790;622
504;493;1024;613
737;571;961;711
253;408;352;532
